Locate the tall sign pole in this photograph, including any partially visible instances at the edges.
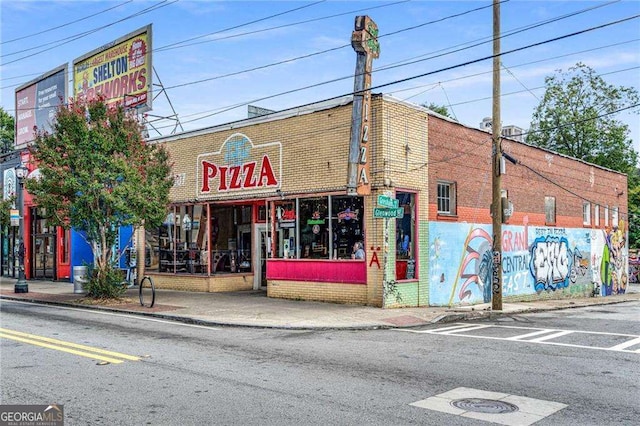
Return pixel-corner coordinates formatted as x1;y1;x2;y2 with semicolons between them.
347;16;379;196
491;0;503;311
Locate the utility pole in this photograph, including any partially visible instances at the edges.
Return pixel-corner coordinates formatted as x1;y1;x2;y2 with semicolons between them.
491;0;503;311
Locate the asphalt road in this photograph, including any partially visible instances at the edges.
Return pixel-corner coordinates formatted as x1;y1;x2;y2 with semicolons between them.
1;300;638;425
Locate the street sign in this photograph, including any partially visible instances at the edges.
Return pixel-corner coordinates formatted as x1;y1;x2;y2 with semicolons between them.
10;209;19;226
377;195;399;208
373;207;404;218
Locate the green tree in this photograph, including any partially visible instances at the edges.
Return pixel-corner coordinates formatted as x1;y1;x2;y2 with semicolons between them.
528;63;639;175
27;96;173;297
528;63;640;247
0;107;15;154
0;197;15;227
421;102;451;118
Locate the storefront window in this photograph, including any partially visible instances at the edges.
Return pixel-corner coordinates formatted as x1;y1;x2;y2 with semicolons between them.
396;191;416;280
271;194;364;260
299;197;329;259
331;196;364;259
275;200;298;258
148;203;253;275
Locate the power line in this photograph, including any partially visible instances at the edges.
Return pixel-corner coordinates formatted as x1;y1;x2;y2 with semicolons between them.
447;66;639;108
156;0;329;51
0;1;133;45
161;1;498;91
174;13;640;127
0;0;408;85
501;62;540;102
0;1;177;65
391;38;638;98
0;0;501;87
380;0;620;71
0;0;610;92
516;161;630;219
157;0;409;52
166;1;627;122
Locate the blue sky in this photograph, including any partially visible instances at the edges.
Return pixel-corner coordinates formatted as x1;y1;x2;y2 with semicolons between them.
1;0;639;153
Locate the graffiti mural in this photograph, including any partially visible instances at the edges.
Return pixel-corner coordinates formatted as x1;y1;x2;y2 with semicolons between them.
502;225;532;297
429;223;493;306
592;227;628;295
530;235;572;292
429;222;601;306
528;228;592;294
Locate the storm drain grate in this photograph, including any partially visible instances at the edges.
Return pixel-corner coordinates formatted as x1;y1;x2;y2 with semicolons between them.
451;398;519;414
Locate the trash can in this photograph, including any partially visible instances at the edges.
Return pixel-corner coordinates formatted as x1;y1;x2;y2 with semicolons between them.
73;266;88;294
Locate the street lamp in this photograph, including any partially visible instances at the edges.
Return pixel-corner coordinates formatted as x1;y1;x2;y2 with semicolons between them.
14;162;29;293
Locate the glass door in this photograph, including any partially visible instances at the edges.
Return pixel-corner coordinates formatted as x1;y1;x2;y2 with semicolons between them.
31;208;56;280
1;226;18;278
253;224;267;290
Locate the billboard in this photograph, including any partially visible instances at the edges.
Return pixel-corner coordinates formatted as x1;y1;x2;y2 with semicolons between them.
73;25;152;112
14;64;68;149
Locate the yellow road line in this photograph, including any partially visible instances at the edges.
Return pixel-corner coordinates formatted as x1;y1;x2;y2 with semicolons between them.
0;328;140;363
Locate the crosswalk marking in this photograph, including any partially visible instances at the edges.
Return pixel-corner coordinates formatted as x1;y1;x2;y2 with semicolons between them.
529;330;574;342
0;327;140;364
396;323;640;354
424;324;475;333
439;324;490;335
506;329;557;341
608;336;640;351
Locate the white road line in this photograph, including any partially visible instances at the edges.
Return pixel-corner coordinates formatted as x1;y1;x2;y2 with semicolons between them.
393;324;640;354
439;325;491;335
489;324;640;338
608;337;640;351
529;330;574;343
426;324;479;333
506;329;557;341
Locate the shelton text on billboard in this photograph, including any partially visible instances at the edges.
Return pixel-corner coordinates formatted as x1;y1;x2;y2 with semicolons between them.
73;25;152;112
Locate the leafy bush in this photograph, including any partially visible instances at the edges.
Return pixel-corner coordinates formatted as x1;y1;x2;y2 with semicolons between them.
83;265;126;299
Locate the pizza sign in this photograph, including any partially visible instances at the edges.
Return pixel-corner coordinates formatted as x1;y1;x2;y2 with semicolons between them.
197;133;282;199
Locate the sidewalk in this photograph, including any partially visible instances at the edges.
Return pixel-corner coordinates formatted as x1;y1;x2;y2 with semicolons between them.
1;277;639;330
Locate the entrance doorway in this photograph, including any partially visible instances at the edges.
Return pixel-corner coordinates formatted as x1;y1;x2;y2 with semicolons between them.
253;224;268;290
30;208;56;280
1;227;19;278
32;233;56;279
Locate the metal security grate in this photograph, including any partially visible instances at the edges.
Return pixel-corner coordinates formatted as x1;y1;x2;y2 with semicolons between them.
451;398;519;414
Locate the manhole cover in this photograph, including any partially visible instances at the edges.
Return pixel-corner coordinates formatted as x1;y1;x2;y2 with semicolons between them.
451;398;519;414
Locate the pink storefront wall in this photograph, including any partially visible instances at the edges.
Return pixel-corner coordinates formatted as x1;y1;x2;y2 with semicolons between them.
266;259;367;284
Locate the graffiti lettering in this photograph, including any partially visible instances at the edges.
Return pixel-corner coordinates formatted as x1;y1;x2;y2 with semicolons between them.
504;271;529;295
502;254;529;274
502;229;528;252
569;247;588;284
530;236;573;293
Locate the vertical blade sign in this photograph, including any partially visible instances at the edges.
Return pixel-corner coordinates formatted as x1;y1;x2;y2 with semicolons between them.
347;16;379;196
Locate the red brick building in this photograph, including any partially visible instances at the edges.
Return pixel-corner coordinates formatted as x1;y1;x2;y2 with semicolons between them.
146;95;629;308
427;113;628;306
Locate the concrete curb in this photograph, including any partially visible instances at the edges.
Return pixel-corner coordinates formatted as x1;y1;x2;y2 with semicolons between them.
2;292;638;331
0;295;395;331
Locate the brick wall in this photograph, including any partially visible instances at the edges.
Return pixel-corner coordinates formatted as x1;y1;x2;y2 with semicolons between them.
428;115;628;228
159;103;354;203
268;280;368;305
149;273;253;292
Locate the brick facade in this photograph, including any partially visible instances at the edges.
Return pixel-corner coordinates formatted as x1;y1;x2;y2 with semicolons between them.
428;114;628;227
427;114;629;306
149;95;629;308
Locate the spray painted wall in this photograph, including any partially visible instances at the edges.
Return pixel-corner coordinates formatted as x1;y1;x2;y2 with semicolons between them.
428;222;628;306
